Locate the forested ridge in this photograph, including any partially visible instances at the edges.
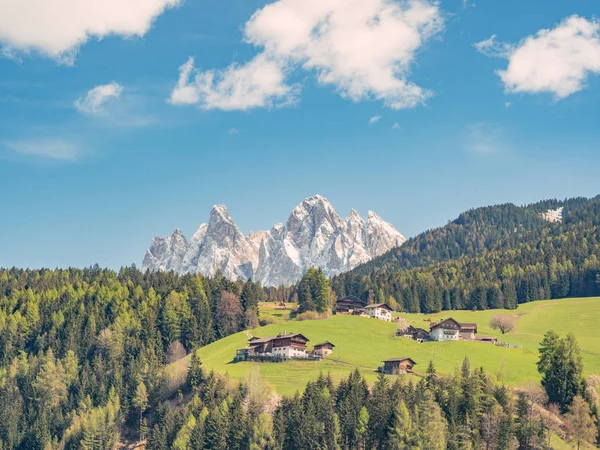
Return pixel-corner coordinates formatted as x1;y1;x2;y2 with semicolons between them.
332;196;600;313
0;267;268;449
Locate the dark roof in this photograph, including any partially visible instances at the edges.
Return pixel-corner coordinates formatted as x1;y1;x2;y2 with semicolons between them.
364;303;393;311
337;297;364;304
382;357;417;365
430;318;461;330
413;327;429;334
313;341;335;348
248;333;309;344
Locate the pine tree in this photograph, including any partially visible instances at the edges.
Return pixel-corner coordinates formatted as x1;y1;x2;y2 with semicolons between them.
388;401;416;449
133;379;149;442
187;351;204;390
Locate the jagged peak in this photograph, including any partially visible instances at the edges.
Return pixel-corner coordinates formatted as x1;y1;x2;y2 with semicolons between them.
209;204;235;226
143;195;405;285
347;209;364;222
367;210;383;220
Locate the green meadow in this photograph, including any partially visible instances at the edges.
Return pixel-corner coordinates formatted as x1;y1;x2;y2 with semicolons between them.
177;297;600;397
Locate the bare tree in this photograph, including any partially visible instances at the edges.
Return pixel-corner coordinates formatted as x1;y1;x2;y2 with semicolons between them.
586;375;600;407
167;340;187;363
564;395;597;450
396;317;410;333
490;315;516;334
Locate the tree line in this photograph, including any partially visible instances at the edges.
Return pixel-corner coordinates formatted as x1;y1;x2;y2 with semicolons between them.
0;266;268;449
143;331;599;450
331;197;600;314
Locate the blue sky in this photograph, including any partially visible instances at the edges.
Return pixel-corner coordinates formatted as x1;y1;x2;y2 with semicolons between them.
0;0;599;269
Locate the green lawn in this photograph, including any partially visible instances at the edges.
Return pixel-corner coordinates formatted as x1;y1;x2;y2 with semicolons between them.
176;297;600;396
257;301;296;324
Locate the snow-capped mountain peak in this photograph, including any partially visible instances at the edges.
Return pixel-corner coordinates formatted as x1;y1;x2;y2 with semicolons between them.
142;195;406;286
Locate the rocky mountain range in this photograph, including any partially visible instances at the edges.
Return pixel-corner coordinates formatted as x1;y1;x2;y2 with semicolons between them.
142;195;406;286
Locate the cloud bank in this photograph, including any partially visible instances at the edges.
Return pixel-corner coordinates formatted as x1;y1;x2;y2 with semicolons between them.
475;16;600;100
0;0;181;63
170;0;444;111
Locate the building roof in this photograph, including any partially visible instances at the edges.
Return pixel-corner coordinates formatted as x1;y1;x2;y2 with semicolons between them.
364;303;393;311
430;318;478;333
313;341;335;348
336;297;364;305
248;333;309;344
382;357;417;365
430;318;462;330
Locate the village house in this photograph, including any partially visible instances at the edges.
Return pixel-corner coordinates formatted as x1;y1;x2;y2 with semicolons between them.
364;303;393;322
235;332;310;361
311;341;335;357
459;323;478;340
398;325;430;342
335;298;365;314
429;318;480;341
382;357;417;375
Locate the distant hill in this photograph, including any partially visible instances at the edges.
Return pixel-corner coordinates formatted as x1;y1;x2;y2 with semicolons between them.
332;195;600;313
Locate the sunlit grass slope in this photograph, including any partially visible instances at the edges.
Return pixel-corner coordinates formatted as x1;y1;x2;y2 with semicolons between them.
184;297;600;396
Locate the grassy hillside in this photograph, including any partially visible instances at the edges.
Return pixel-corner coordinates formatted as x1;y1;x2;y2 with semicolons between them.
176;297;600;396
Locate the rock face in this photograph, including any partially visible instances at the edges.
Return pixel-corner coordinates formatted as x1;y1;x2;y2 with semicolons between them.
142;195;406;286
540;207;564;223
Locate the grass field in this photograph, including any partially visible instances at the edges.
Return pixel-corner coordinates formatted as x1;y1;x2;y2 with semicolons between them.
175;297;600;397
258;302;297;323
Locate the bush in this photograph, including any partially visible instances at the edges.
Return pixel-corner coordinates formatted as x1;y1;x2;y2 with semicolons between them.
259;316;276;326
295;311;327;321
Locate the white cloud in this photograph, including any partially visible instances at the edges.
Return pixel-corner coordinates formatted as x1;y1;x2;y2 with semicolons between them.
504;101;512;108
169;55;298;110
169;0;444;111
475;16;600;99
392;122;401;130
4;139;82;161
0;45;21;62
466;122;509;155
473;35;512;58
369;115;382;125
75;82;123;115
0;0;181;63
228;127;240;135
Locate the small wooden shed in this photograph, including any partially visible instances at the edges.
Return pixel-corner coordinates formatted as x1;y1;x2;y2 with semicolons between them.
382;357;417;375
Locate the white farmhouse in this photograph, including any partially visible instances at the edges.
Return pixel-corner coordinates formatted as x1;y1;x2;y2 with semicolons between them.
364;303;393;322
429;318;478;341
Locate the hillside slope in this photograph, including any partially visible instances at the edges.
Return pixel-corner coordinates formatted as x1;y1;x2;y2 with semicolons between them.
332;196;600;312
173;297;600;396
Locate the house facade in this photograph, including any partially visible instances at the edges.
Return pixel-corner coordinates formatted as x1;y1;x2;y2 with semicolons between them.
245;333;310;359
459;323;478;340
429;318;480;341
398;325;430;341
382;358;416;375
429;318;462;341
312;341;335;357
364;303;393;322
335;298;365;314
